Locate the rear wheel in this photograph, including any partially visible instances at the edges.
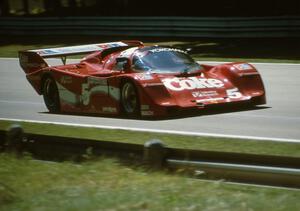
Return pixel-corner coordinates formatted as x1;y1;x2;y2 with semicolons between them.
121;81;140;117
43;76;60;113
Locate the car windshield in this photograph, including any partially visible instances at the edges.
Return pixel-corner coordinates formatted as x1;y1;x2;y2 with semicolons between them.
132;47;202;73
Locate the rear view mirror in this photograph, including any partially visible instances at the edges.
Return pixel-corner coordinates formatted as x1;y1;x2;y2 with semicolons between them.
116;57;130;71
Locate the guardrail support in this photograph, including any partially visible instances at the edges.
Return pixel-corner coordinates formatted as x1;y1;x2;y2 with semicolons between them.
143;139;167;168
5;124;25;154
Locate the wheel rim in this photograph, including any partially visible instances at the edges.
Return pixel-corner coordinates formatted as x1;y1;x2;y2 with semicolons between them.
122;82;138;114
45;78;58;107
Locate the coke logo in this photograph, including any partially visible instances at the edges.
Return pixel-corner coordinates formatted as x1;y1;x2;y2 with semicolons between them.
162;77;224;91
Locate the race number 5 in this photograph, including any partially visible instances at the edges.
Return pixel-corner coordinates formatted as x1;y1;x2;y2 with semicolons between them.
226;88;242;99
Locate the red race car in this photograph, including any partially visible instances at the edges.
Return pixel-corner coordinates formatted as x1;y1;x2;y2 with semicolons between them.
19;40;266;117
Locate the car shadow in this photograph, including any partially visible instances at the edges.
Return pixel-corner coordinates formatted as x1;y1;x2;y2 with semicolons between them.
157;105;270;120
39;105;270;121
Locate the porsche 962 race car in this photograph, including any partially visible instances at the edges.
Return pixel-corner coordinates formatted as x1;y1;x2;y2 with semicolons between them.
19;40;266;117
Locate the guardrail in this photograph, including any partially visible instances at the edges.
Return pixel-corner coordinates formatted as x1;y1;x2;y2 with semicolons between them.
1;16;300;37
1;125;300;189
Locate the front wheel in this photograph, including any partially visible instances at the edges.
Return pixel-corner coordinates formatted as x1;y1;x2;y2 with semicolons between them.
121;81;140;117
43;76;60;113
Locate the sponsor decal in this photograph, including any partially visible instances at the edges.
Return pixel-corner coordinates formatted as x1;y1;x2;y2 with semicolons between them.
196;98;224;103
149;48;187;54
192;90;218;98
40;49;60;54
31;42;127;56
35;45;102;56
141;104;154;116
99;42;127;49
143;83;163;87
109;42;127;47
102;107;117;113
162;77;224;91
141;105;150;110
134;73;153;81
141;110;154;116
233;63;253;71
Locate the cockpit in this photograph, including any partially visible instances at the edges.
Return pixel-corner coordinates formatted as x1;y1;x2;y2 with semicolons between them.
131;46;202;73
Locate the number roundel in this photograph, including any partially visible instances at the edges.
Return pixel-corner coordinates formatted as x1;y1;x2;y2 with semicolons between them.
226;88;242;99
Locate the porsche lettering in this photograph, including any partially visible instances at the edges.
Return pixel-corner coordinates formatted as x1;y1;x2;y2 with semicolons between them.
162;77;224;91
149;48;187;54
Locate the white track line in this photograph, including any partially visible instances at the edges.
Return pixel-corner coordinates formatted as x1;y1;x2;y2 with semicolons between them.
0;117;299;143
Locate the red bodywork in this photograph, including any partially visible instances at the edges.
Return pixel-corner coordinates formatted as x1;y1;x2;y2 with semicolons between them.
19;40;266;117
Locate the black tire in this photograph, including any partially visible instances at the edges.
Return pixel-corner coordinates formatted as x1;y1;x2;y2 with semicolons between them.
43;76;60;113
120;81;140;117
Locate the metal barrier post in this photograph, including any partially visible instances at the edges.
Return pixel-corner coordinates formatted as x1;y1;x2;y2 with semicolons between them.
143;139;167;168
5;124;25;154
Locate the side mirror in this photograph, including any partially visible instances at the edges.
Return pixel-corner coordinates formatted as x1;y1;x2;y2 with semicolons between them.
116;57;130;71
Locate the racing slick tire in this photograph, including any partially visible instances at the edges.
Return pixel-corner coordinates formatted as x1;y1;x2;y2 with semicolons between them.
121;81;140;117
42;76;60;113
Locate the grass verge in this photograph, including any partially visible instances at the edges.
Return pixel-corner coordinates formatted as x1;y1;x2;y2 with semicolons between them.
0;153;299;210
1;120;300;158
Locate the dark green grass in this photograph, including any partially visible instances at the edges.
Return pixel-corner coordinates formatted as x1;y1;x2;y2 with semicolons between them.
1;35;300;63
1;120;300;157
0;153;299;211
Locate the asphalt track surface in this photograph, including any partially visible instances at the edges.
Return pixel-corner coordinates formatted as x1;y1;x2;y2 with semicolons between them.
0;58;300;142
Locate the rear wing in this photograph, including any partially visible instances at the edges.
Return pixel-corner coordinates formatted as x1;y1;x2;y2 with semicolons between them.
19;40;143;74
